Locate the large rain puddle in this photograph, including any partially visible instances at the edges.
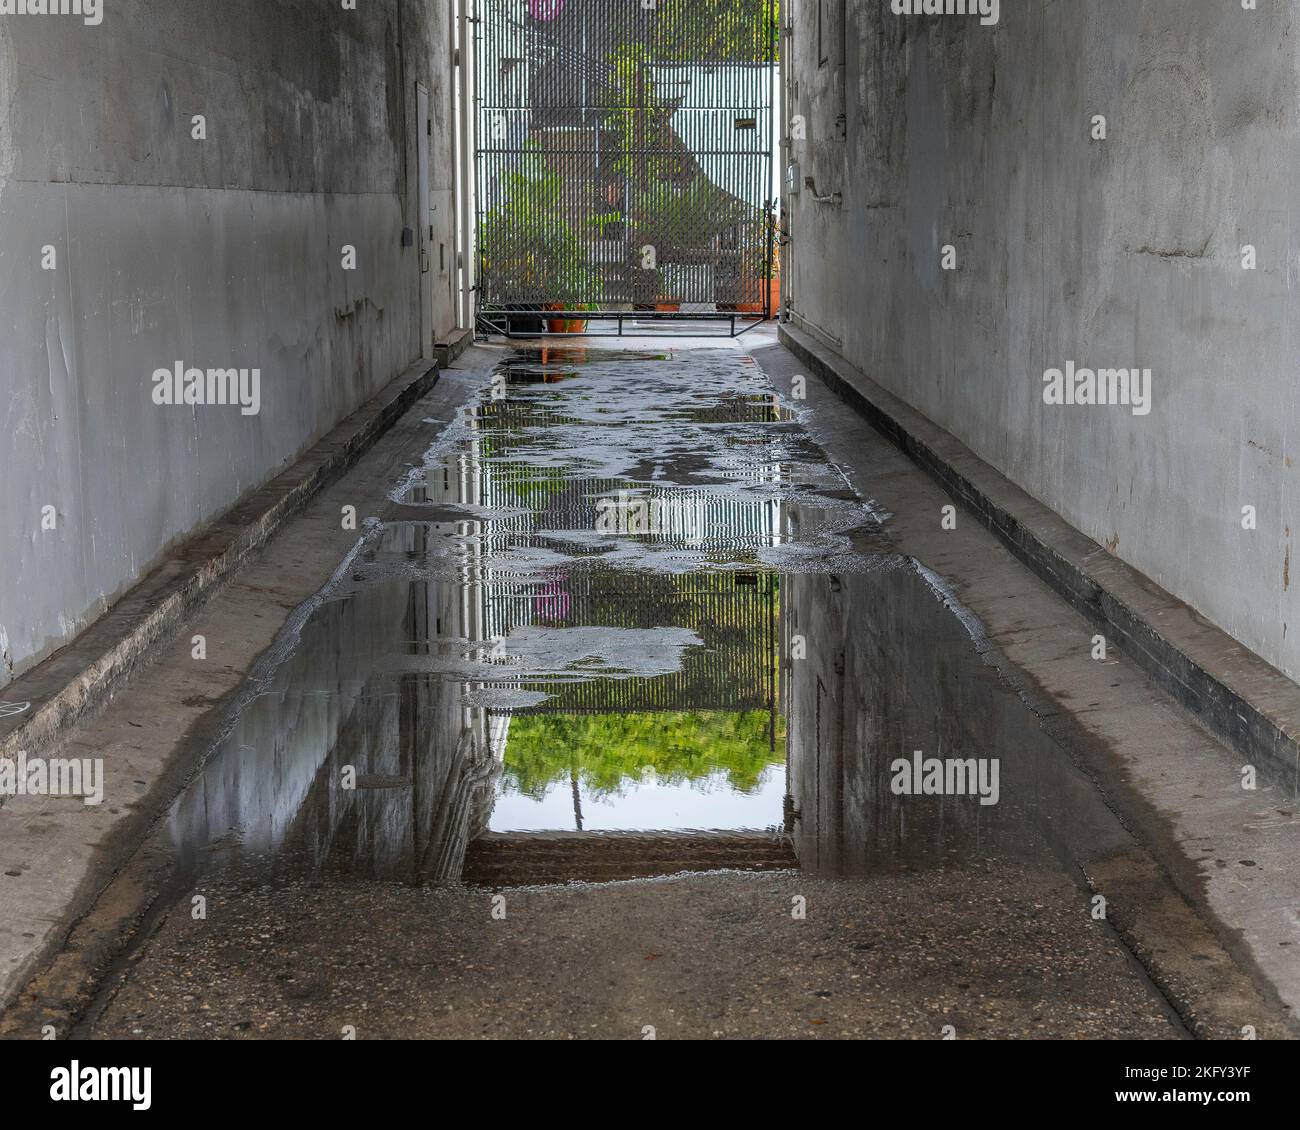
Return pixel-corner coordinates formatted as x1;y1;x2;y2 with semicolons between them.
165;345;1129;887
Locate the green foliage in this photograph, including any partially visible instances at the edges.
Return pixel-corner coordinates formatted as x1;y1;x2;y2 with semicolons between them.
599;25;764;277
639;174;732;246
609;41;656;100
481;458;572;507
654;0;778;64
502;710;781;799
481;141;601;303
743;215;776;281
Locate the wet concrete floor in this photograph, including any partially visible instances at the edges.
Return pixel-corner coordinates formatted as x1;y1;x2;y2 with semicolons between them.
69;340;1194;1037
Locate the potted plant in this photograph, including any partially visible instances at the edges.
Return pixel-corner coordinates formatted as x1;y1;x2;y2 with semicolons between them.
546;257;600;333
481;141;598;333
546;304;593;334
633;175;723;312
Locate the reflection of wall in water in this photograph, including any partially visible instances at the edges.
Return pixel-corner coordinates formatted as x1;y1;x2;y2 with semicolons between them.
782;566;1125;876
169;522;495;882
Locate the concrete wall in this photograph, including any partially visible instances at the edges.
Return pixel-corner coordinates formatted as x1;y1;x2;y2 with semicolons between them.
0;0;459;689
784;2;1300;680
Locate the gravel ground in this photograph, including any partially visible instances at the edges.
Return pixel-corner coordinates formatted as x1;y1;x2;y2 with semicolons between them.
90;862;1179;1040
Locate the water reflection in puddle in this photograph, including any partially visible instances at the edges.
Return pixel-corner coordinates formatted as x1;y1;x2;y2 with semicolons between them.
489;709;787;833
164;346;1125;889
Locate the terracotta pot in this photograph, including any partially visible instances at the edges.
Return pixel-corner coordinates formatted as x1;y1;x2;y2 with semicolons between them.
737;274;780;316
764;271;781;317
544;303;587;334
547;317;588;334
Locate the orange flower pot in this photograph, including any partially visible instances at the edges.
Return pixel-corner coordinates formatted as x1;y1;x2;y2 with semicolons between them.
544;303;587;334
765;271;781;317
737;273;779;316
547;317;588;333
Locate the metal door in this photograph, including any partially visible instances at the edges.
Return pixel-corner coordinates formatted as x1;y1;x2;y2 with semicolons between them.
474;0;777;326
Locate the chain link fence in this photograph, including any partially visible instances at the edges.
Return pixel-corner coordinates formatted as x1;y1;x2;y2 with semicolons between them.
475;0;777;317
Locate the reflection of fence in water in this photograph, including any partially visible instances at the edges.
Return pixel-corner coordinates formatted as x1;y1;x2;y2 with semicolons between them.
474;391;791;428
465;395;789;548
482;570;777;715
467;466;785;552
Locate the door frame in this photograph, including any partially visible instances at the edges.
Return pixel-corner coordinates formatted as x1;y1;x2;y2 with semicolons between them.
416;80;433;359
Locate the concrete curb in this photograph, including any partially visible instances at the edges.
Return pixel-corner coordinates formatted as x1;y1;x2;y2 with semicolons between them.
0;353;456;772
779;322;1300;794
435;326;476;368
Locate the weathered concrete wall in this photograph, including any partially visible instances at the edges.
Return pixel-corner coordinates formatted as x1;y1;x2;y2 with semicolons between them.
0;0;458;687
784;2;1300;679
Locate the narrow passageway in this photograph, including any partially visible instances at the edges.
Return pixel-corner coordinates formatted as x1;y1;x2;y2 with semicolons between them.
5;331;1198;1039
5;0;1300;1081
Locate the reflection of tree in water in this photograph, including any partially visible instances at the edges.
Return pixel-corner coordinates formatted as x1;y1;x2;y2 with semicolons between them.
502;709;782;800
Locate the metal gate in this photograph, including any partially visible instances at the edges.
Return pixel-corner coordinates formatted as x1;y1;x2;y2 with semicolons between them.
473;0;777;332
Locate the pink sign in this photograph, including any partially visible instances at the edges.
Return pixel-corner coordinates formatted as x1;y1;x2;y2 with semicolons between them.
529;0;565;21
